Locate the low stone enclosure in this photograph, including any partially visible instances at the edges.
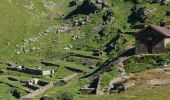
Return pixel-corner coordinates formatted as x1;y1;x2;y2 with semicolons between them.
80;77;99;94
109;77;127;94
65;66;83;73
21;73;79;100
25;78;49;90
21;82;54;100
6;62;54;75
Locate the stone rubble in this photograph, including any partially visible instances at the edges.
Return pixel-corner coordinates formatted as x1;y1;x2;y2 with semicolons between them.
42;0;56;9
73;16;91;26
15;26;56;55
24;1;34;10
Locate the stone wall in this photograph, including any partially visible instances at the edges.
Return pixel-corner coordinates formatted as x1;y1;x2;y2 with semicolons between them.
96;77;103;95
53;73;78;86
7;66;54;75
80;88;95;94
21;83;54;100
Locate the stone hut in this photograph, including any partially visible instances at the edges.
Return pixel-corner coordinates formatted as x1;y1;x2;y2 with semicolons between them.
135;25;170;54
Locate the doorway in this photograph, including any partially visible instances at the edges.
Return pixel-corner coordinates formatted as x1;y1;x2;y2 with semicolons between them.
147;41;153;54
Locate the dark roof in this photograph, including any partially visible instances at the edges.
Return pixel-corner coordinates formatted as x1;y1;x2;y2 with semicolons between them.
135;25;170;38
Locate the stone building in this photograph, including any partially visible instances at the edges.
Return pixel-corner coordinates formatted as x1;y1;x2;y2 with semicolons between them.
135;25;170;54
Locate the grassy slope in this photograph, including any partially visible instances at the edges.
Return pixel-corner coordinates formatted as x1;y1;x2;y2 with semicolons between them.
0;0;170;99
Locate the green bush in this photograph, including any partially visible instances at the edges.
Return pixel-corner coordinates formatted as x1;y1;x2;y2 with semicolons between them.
56;91;75;100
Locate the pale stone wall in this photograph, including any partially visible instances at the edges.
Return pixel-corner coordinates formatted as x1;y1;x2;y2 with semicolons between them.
164;38;170;46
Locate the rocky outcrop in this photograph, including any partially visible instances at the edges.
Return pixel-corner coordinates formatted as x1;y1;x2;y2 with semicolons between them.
129;6;157;24
65;0;110;19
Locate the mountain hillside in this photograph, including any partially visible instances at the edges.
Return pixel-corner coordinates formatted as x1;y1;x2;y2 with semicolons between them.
0;0;170;100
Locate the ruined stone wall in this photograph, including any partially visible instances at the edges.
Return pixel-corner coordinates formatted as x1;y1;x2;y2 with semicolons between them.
21;83;53;100
80;88;95;94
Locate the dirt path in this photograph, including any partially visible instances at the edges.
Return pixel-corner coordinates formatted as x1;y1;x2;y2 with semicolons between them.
115;57;129;77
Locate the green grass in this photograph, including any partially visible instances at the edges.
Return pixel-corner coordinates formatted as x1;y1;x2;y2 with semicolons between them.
100;67;119;90
124;54;170;73
43;60;93;73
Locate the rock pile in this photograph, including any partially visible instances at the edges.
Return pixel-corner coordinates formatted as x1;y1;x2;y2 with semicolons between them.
73;16;91;26
58;24;72;33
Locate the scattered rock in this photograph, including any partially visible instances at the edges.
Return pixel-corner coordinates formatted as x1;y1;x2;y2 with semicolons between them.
73;16;91;26
63;44;73;50
102;10;114;24
58;24;71;33
24;1;34;10
15;26;56;54
42;0;56;9
71;33;84;40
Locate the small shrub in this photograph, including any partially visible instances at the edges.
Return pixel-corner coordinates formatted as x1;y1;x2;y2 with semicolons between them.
56;91;74;100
